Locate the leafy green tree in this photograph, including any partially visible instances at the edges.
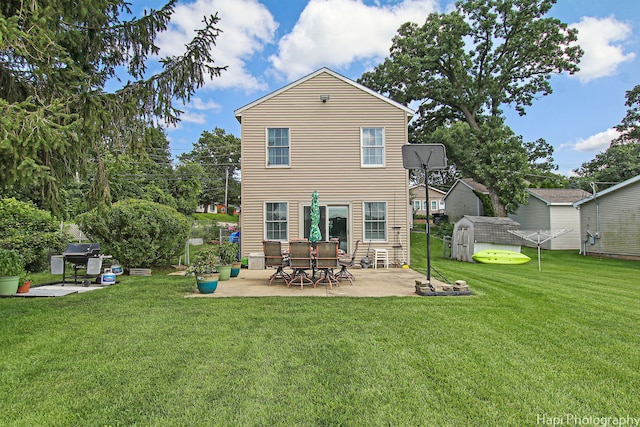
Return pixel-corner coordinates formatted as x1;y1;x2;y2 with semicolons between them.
359;0;582;216
179;128;241;211
0;0;226;214
574;84;640;190
172;163;203;215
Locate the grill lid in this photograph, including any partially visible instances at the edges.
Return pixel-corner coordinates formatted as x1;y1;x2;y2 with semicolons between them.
63;243;100;256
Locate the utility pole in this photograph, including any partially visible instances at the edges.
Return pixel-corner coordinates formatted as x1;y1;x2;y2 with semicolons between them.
224;166;229;213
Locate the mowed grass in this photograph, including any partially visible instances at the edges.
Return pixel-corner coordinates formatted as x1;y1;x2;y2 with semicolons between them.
0;233;639;426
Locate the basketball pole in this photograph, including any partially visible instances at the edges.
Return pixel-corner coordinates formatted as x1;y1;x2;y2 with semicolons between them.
424;163;431;284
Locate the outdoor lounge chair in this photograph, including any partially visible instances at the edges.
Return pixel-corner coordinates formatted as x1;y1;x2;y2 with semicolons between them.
313;240;339;289
263;241;290;285
335;239;360;285
288;240;314;289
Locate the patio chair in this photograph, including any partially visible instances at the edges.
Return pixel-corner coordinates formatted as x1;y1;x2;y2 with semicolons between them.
314;240;340;289
288;240;314;289
263;241;290;285
335;239;360;285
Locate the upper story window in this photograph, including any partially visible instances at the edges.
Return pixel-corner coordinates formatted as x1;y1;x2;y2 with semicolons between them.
267;128;290;167
361;127;384;167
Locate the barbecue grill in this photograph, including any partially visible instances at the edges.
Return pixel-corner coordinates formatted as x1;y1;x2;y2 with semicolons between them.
59;243;101;284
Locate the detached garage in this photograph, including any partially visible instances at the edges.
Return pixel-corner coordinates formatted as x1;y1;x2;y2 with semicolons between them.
574;175;640;259
452;216;523;263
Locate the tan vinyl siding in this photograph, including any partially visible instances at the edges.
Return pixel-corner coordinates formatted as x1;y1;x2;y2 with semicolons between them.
240;71;411;264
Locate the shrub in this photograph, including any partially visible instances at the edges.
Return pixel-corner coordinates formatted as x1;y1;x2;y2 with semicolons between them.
77;199;190;268
431;222;454;239
0;198;68;272
0;248;24;277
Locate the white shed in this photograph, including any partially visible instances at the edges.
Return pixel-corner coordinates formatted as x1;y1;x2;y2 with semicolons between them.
452;216;523;262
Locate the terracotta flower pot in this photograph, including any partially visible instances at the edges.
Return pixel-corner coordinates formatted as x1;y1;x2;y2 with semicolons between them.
17;280;31;294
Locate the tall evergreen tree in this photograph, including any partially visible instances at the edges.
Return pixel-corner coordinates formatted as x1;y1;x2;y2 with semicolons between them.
0;0;226;214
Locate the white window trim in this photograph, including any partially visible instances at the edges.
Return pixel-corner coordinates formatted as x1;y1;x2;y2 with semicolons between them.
265;127;291;168
431;200;438;211
360;127;385;168
362;201;388;243
413;200;421;211
264;201;289;241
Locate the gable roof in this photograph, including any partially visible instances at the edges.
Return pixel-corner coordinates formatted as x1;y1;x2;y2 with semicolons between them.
574;174;640;207
409;184;447;196
233;67;415;122
527;188;590;205
444;178;489;199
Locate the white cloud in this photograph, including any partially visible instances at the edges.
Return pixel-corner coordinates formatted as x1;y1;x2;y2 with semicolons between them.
570;16;636;83
269;0;438;81
155;0;278;91
180;111;207;124
191;97;222;111
572;128;620;152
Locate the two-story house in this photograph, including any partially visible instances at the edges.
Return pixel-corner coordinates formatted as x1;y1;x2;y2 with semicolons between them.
409;184;446;217
234;68;414;266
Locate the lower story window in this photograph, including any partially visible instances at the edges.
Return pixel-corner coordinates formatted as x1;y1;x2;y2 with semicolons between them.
364;201;386;241
266;202;288;240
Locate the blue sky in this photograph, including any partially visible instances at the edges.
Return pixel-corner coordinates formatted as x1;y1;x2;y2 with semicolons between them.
137;0;640;176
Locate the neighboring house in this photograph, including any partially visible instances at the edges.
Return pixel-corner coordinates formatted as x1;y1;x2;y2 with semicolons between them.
509;188;589;250
409;184;446;216
195;203;217;214
444;178;490;222
573;175;640;259
451;216;522;263
234;67;414;266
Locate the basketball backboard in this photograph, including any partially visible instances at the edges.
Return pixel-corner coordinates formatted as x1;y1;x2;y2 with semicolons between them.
401;144;447;170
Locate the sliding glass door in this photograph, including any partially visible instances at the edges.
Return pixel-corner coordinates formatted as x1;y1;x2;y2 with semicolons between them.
303;205;349;252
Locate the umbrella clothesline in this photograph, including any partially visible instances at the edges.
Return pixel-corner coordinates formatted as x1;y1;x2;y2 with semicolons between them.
507;229;572;272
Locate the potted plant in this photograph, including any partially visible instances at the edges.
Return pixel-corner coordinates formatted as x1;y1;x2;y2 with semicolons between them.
216;241;239;281
0;249;24;296
185;247;220;294
17;273;31;294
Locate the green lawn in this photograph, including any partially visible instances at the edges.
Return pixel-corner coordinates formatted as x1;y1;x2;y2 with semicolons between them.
1;233;639;426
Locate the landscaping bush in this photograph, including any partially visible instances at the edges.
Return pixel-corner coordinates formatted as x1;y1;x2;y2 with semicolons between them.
77;199;190;268
431;221;454;238
0;198;68;272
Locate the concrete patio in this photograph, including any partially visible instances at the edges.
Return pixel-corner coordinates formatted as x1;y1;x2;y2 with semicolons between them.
185;266;455;298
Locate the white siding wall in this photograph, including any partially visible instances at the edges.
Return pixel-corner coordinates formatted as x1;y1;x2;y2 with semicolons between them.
548;206;582;250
